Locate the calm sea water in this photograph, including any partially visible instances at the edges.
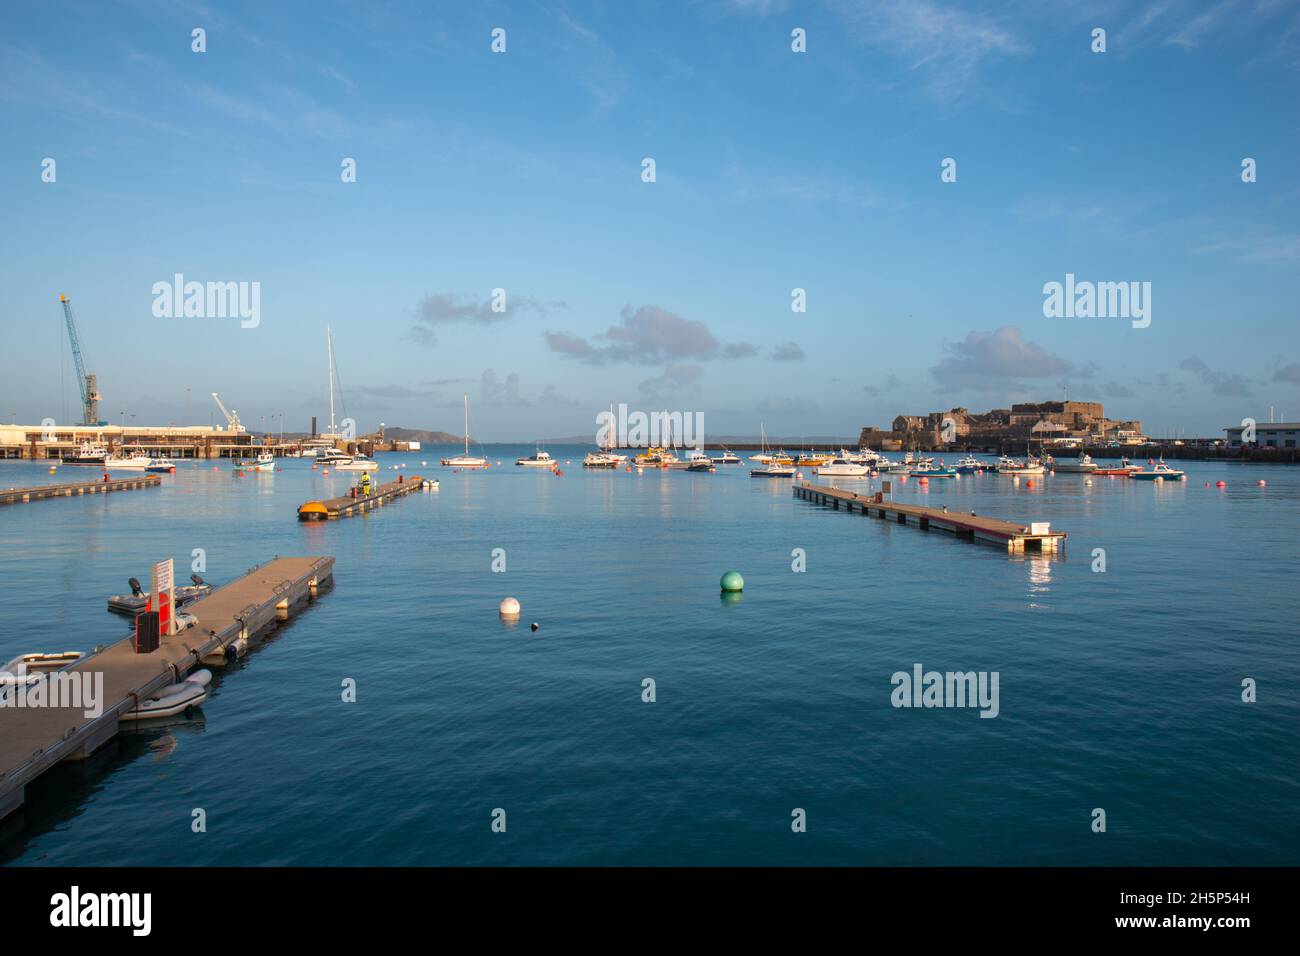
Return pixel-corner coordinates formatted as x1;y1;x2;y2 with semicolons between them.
1;448;1297;866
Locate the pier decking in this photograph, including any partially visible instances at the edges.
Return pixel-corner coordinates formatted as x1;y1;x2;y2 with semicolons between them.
0;555;333;821
793;482;1066;553
298;475;428;520
0;474;161;507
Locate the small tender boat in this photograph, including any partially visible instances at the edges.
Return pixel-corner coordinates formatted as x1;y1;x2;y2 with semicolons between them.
814;458;870;477
335;456;379;471
1051;452;1098;474
1129;459;1186;481
583;451;620;468
954;455;984;473
1;652;83;700
119;669;212;721
107;575;212;616
60;441;108;465
516;449;555;467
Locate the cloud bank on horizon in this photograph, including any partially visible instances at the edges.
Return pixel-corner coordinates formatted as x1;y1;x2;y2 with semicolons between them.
1;0;1297;439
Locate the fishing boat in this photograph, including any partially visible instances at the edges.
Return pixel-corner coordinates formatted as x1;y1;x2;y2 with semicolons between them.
998;461;1046;477
120;669;212;721
814;458;870;477
1129;459;1186;481
909;464;958;478
954;455;984;473
993;455;1020;472
902;451;935;469
516;448;555;467
107;575;212;616
145;457;177;473
60;440;108;465
874;457;907;473
1092;457;1142;476
441;394;489;468
247;453;276;472
686;456;716;472
712;447;742;465
1051;452;1098;474
583;451;620;468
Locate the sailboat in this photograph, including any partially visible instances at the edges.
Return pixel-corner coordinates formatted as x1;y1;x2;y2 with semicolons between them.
441;394;489;468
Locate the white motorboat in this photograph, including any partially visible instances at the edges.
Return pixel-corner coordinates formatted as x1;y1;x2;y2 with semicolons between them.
120;669;212;721
583;451;620;468
317;449;352;465
954;455;984;473
712;448;742;464
814;458;870;477
105;453;153;470
516;448;555;467
335;456;379;471
750;462;796;477
145;457;177;472
873;457;907;473
441;394;489;468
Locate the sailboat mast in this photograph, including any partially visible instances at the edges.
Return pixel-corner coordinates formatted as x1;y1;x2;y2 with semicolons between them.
327;326;337;435
463;393;469;456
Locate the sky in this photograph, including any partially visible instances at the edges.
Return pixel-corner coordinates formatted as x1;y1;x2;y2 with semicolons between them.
1;0;1298;440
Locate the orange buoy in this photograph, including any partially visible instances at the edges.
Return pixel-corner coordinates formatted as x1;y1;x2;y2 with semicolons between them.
1026;479;1035;488
1216;480;1226;488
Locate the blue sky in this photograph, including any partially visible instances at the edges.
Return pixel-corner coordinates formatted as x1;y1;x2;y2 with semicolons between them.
2;0;1298;439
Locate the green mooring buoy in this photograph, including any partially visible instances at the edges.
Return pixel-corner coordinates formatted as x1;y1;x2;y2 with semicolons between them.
720;570;744;593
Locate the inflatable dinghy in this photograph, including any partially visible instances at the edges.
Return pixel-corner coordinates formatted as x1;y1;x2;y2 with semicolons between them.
120;669;212;721
107;575;212;615
0;651;84;701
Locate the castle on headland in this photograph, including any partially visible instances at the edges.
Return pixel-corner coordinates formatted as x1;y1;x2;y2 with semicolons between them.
859;401;1144;450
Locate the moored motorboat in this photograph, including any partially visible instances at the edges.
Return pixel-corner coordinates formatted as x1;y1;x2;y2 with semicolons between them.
954;455;984;473
145;457;177;473
750;463;796;477
583;451;620;468
1051;452;1098;474
105;453;153;470
516;448;555;467
1093;457;1142;476
909;464;958;478
1129;459;1186;481
814;458;870;477
712;447;742;465
60;441;108;465
336;456;379;471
